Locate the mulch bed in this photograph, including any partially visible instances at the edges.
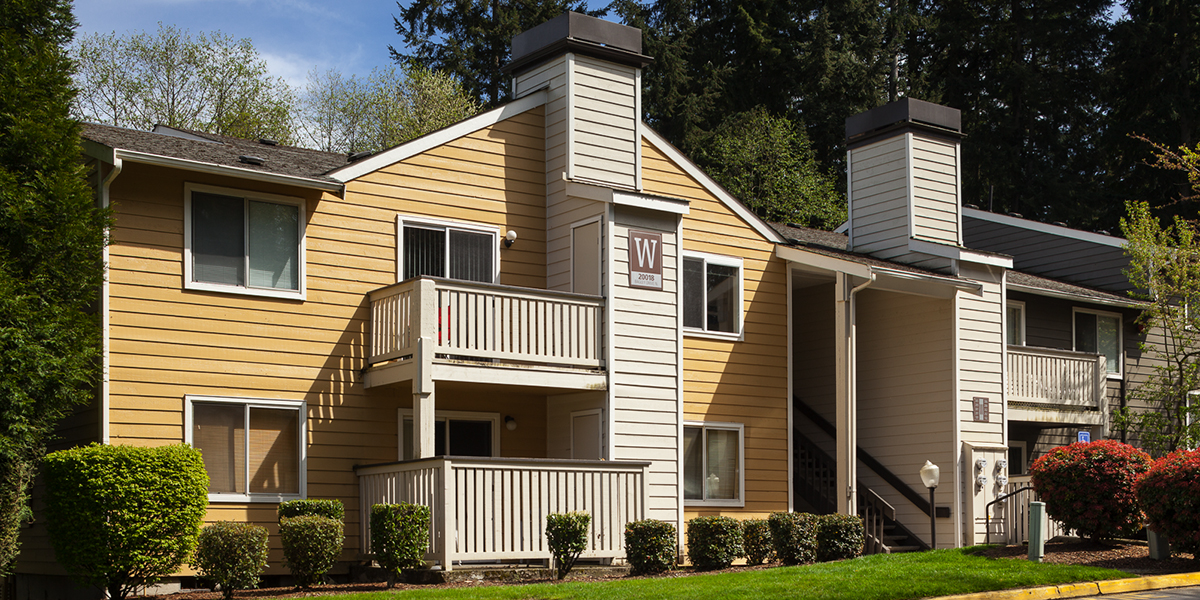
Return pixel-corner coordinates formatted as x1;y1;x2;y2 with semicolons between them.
139;539;1199;600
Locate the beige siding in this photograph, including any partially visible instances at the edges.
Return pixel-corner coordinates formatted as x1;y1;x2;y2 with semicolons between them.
642;139;790;519
856;289;955;548
957;263;1006;447
910;136;960;245
849;136;909;259
571;55;637;189
546;196;605;292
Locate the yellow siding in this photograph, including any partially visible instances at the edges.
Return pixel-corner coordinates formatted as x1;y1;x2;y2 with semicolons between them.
641;139;790;518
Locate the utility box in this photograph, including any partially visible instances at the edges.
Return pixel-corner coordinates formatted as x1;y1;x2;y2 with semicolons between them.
1148;528;1171;560
1028;502;1047;562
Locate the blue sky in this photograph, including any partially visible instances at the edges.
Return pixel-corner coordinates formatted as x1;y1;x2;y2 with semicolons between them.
74;0;406;87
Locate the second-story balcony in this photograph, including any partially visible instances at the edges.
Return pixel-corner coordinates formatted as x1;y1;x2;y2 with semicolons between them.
363;277;607;391
1006;345;1106;428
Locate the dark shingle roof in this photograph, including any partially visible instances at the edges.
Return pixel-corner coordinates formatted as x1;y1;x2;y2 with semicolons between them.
82;123;347;184
1007;270;1145;307
769;222;975;281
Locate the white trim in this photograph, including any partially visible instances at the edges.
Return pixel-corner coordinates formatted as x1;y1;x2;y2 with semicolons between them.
905;132;915;241
1072;307;1124;378
99;157;121;444
845;149;854;248
786;265;794;513
605;203;617;462
183;183;307;301
396;408;501;460
612;190;690;215
775;245;871;279
635;67;643;192
962;207;1127;248
682;421;746;508
329;90;549;182
1006;300;1026;346
1007;283;1143;309
184;394;307;503
909;238;1013;268
115;148;343;193
641;127;786;244
569;408;604;459
674;211;685;542
681;251;745;341
395;214;502;284
570;216;603;295
954;142;964;246
566;53;577;181
1008;440;1028;475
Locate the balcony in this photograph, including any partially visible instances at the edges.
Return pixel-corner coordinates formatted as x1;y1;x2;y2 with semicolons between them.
355;457;649;570
364;277;606;390
1006;346;1106;427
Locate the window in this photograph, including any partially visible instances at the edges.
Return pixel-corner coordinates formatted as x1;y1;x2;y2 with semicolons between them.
186;396;305;502
398;216;497;283
1006;302;1025;346
185;184;305;299
397;409;499;460
1007;441;1027;476
682;252;743;336
1073;309;1121;376
683;422;744;506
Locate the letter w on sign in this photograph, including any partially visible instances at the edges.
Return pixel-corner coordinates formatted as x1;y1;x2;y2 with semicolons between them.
628;230;663;289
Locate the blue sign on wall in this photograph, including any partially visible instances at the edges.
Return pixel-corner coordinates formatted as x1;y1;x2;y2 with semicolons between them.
1077;431;1090;443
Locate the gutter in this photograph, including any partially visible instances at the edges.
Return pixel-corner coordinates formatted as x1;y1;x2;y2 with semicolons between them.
114;148;345;194
1007;283;1145;309
100;156;122;444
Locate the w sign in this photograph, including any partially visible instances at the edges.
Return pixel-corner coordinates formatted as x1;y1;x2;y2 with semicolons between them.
628;230;663;289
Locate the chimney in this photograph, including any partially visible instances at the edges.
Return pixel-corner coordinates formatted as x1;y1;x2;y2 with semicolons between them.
844;99;964;267
505;13;651;191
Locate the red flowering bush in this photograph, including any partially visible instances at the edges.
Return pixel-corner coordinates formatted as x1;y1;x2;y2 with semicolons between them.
1029;440;1152;541
1136;449;1200;554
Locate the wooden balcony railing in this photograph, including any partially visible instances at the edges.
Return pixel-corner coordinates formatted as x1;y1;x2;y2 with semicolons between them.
1007;346;1105;408
368;277;604;369
355;457;649;570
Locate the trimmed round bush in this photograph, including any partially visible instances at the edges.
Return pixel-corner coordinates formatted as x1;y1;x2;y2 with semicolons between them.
815;514;864;562
191;522;269;600
370;503;431;586
624;519;675;575
1136;448;1200;554
742;519;773;565
546;511;591;579
279;499;345;521
43;443;209;600
1030;440;1152;541
686;516;743;570
768;512;818;565
280;515;344;588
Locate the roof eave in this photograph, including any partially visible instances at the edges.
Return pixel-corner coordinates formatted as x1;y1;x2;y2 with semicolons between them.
110;148;345;193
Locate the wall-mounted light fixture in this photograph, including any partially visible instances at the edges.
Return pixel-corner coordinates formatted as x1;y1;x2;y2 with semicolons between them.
505;415;517;431
504;230;518;248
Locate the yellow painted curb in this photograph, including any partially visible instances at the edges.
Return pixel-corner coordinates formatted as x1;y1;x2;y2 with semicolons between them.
934;571;1200;600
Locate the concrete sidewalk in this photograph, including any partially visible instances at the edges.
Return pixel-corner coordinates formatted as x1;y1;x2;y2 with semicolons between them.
938;573;1200;600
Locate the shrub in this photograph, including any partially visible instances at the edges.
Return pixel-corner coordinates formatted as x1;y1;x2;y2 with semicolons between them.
1030;440;1152;540
685;516;743;570
1136;448;1200;555
546;512;591;579
44;443;208;600
624;519;675;575
371;503;430;586
815;514;864;562
280;515;343;588
191;522;269;600
742;519;773;565
768;512;818;565
278;499;345;521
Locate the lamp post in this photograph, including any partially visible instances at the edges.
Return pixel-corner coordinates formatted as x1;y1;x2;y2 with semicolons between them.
920;460;940;550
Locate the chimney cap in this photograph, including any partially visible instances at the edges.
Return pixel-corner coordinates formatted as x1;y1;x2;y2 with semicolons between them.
505;12;651;74
845;98;961;146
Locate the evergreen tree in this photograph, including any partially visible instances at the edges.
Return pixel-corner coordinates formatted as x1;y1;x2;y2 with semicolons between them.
0;0;109;573
392;0;599;108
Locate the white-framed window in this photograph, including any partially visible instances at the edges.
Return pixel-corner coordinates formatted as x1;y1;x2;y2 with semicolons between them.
397;409;500;460
683;421;744;507
1007;441;1027;476
184;183;306;300
396;215;499;284
185;395;306;503
1006;301;1025;346
682;251;743;338
1073;308;1122;377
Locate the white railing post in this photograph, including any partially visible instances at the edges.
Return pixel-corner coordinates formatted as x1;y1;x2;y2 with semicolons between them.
440;458;455;571
1095;354;1108;434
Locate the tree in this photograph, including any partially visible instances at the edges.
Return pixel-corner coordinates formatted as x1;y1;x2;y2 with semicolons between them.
697;107;845;229
392;0;599;108
300;63;481;154
73;23;296;143
0;0;110;574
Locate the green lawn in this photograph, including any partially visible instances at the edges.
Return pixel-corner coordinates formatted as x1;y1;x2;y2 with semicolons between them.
307;548;1134;600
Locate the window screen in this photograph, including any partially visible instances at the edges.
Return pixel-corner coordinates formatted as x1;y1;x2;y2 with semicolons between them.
683;256;739;334
192;192;245;286
193;402;301;497
191;191;300;292
403;224;495;283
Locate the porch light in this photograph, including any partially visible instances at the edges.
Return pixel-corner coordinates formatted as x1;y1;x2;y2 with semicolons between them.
505;415;517;431
504;230;518;248
920;461;939;551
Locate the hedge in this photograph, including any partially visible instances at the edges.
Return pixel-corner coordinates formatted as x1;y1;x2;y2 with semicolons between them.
191;522;270;600
280;515;343;588
686;516;743;570
816;514;864;562
1136;448;1200;554
742;519;773;565
371;503;431;586
279;499;345;521
624;519;675;575
546;512;591;579
1030;440;1152;540
768;512;818;565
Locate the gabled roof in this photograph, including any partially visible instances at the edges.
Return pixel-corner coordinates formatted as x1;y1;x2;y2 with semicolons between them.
82;123;346;191
770;222;977;283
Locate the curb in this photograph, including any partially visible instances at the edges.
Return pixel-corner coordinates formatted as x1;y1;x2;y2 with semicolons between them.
936;572;1200;600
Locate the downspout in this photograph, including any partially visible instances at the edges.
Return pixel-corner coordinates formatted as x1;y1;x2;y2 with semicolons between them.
100;156;122;444
839;270;876;514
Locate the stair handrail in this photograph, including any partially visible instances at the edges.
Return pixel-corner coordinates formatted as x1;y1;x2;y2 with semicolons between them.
793;395;934;517
985;486;1033;545
861;488;896;555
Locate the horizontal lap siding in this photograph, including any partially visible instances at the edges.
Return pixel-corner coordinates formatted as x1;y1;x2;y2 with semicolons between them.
911;136;959;245
642;139;789;518
850;137;909;259
957;264;1006;447
571;56;637;189
963;218;1131;292
55;109;548;577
